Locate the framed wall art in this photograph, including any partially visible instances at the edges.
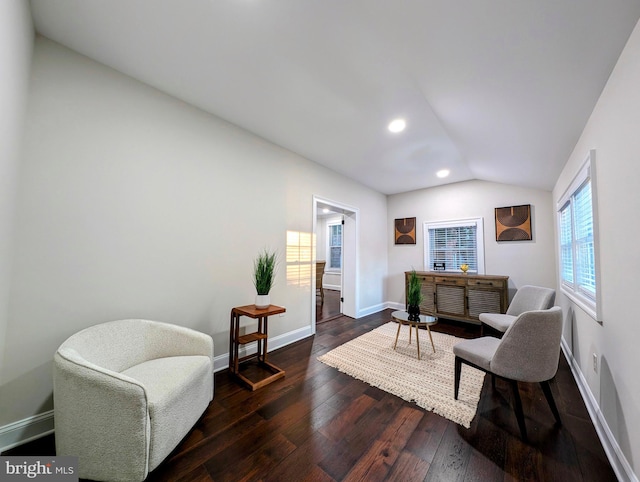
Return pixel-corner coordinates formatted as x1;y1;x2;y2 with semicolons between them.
495;204;532;241
394;217;416;244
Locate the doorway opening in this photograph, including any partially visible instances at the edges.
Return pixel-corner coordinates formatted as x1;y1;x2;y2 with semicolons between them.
312;196;358;333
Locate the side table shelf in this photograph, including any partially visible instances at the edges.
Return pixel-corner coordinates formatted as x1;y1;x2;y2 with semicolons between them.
229;304;286;391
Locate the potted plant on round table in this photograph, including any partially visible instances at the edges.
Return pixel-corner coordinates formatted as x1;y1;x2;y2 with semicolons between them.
407;269;424;321
253;249;278;309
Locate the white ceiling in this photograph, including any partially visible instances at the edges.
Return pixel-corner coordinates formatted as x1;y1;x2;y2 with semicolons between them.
29;1;640;195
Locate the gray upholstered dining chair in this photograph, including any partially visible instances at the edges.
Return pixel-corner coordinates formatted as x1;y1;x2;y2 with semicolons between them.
454;306;563;440
480;284;555;335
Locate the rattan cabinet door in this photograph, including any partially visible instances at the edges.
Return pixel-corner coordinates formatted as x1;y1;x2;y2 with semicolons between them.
467;288;502;320
435;284;465;317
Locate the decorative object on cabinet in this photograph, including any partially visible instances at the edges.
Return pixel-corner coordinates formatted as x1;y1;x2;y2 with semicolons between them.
495;204;532;241
253;248;278;308
405;271;509;324
394;217;416;244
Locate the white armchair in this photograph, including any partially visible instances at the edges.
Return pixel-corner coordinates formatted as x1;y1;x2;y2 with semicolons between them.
53;319;214;481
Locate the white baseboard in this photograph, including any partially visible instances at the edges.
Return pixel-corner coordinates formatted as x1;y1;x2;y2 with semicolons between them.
357;302;388;318
385;301;405;312
0;410;54;454
356;301;403;318
560;338;637;482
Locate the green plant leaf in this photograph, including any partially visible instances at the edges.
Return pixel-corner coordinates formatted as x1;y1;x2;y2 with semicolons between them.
253;249;278;295
407;269;424;306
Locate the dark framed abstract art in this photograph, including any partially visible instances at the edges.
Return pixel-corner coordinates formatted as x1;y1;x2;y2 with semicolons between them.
394;217;416;244
495;204;532;241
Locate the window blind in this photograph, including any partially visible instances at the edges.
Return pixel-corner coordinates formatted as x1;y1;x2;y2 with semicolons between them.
424;218;484;274
328;223;342;269
574;180;595;299
559;204;573;285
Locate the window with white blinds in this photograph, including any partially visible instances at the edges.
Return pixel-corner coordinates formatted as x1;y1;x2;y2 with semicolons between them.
327;221;342;270
423;218;485;274
557;150;601;321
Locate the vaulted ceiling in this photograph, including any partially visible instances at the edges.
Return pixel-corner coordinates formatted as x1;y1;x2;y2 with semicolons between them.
29;1;640;195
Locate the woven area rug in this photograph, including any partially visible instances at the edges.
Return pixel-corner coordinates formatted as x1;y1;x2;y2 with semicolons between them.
318;322;485;428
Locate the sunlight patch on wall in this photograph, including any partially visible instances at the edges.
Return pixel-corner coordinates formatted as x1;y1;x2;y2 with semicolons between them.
286;230;313;287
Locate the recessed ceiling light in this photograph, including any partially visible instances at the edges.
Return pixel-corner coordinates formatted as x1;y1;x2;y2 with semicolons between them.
436;169;450;178
322;208;330;214
388;118;406;133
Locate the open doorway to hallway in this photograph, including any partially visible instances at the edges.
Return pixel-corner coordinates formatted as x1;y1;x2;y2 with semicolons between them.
312;196;358;332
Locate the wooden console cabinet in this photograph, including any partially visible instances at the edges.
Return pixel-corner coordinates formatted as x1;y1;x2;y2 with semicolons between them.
405;271;509;324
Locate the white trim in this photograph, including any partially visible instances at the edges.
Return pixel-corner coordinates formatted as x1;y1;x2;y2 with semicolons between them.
356;302;388;318
557;156;592;210
560;338;638;482
560;286;598;321
312;195;359;329
556;150;603;323
0;410;54;453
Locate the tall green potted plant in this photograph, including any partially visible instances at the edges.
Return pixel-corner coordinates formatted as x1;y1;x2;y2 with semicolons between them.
407;269;424;321
253;249;278;309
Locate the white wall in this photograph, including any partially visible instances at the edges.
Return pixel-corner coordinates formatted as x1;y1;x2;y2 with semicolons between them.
553;19;640;478
0;1;33;386
0;37;388;427
387;180;556;306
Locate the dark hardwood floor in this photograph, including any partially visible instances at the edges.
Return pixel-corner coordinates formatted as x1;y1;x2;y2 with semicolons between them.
317;288;341;324
6;309;616;481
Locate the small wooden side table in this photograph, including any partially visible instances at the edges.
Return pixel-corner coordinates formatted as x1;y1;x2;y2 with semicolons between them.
229;304;286;390
391;310;438;360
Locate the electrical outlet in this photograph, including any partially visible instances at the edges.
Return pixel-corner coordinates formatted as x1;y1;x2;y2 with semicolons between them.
593;353;598;373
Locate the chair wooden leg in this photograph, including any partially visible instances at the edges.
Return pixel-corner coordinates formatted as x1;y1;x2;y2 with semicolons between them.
540;380;562;425
454;356;462;400
509;379;527;440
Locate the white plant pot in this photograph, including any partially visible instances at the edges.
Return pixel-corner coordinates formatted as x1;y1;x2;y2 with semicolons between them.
255;294;270;309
